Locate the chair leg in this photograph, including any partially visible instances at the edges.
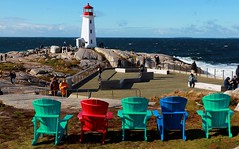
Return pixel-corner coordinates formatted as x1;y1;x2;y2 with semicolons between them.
160;125;164;141
144;128;147;141
102;132;106;145
79;132;84;143
122;129;125;141
32;133;40;145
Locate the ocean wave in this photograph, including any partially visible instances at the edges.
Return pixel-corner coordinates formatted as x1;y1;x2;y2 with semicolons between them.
175;56;238;79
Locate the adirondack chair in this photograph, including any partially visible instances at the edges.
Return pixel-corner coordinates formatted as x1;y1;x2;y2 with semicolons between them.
153;96;188;141
77;99;113;144
117;96;152;141
197;93;233;138
32;98;73;145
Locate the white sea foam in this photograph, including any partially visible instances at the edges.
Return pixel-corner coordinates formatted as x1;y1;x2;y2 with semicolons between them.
174;56;238;79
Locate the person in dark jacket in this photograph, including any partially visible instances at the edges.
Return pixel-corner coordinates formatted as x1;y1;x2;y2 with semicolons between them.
191;61;197;75
224;77;233;90
236;65;239;80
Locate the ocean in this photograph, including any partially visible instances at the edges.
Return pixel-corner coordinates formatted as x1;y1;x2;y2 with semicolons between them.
0;37;239;78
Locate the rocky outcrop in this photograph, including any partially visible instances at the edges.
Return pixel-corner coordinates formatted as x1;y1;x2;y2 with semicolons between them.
74;48;103;61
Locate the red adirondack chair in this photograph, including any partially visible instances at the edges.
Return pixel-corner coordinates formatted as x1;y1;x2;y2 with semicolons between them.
77;99;113;144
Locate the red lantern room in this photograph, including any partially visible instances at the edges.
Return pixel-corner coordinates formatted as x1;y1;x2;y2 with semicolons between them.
83;3;93;16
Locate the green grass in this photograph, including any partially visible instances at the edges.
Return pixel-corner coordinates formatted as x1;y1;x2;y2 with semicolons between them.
1;70;239;149
75;70;223;100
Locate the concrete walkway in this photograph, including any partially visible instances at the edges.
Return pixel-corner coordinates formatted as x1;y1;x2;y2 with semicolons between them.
0;94;122;113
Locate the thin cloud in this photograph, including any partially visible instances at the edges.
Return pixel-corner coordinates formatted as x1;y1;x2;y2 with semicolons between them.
0;17;79;37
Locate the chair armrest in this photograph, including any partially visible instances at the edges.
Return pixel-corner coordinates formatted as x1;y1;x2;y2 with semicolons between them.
229;109;234;116
196;110;204;116
77;112;83;120
144;110;152;120
61;114;73;122
34;114;59;118
107;111;113;119
185;111;189;119
117;110;123;118
152;110;162;118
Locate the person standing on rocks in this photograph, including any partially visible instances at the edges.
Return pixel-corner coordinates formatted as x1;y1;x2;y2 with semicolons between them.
154;55;160;69
4;54;7;61
9;71;16;84
59;78;69;97
191;61;198;75
0;55;3;61
50;76;59;96
117;58;122;68
236;65;239;80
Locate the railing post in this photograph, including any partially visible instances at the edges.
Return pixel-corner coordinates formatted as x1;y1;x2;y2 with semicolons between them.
214;69;216;79
222;70;224;80
207;68;208;78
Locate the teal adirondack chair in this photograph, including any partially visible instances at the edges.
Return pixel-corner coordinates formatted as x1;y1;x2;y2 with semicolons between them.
32;98;73;145
117;96;152;141
197;93;233;138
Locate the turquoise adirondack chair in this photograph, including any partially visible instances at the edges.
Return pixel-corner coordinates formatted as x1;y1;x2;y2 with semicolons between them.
117;96;152;141
197;93;233;138
32;98;73;145
153;96;188;141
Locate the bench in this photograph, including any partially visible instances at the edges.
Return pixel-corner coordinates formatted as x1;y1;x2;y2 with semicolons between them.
147;68;169;74
194;82;225;92
115;68;144;73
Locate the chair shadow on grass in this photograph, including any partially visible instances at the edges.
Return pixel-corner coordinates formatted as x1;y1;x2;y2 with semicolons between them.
44;126;239;145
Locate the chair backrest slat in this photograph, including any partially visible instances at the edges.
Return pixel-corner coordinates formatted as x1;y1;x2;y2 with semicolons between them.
121;96;149;128
33;98;61;132
160;96;188;129
202;93;231;126
80;99;109;130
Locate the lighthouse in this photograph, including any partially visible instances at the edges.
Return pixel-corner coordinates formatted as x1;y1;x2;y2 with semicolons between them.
77;3;97;49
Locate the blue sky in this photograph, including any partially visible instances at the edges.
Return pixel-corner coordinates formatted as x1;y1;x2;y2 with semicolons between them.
0;0;239;38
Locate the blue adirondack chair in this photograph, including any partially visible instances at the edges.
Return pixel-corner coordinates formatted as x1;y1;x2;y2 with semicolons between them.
117;96;152;141
32;98;73;145
153;96;188;141
197;93;233;138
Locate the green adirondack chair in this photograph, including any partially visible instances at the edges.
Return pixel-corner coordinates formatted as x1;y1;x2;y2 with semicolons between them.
197;93;233;138
117;96;152;141
32;98;73;145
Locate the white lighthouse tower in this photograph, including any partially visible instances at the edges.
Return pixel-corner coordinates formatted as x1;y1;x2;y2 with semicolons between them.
77;3;97;49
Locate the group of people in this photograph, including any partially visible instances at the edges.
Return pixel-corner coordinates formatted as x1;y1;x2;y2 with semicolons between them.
50;77;69;97
224;76;238;90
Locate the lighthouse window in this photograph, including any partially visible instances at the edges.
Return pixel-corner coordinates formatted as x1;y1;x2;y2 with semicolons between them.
91;40;93;44
90;29;92;34
90;20;92;24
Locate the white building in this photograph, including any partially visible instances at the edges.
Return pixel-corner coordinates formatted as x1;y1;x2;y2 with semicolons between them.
76;3;97;49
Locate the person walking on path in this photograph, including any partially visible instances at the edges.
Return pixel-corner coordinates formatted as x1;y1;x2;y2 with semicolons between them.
188;73;197;88
9;71;16;84
191;61;198;75
50;76;59;96
97;64;103;81
59;78;69;97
